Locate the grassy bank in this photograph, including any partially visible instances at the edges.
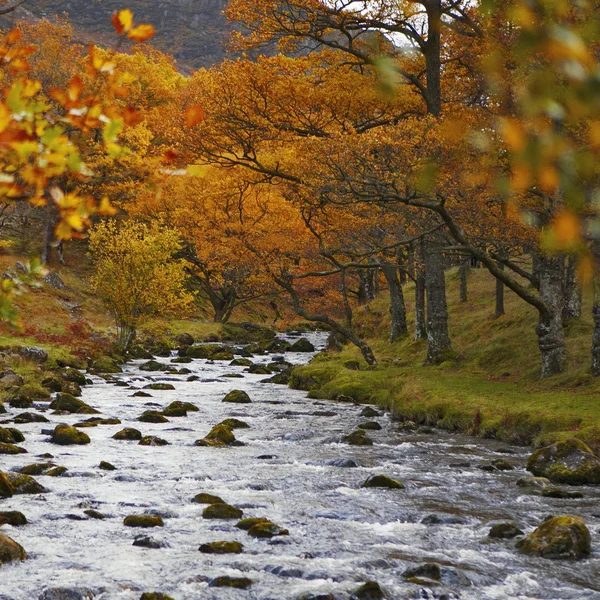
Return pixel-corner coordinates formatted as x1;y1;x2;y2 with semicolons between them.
290;266;600;450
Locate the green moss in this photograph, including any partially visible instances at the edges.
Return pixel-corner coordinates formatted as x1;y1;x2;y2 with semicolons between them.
0;511;26;526
222;389;251;404
90;356;122;374
0;532;27;565
247;521;289;538
219;418;249;429
362;475;404;489
123;515;164;528
143;383;175;391
202;503;243;520
195;424;237;447
140;594;175;600
199;541;243;554
208;576;252;589
0;472;13;497
5;472;46;494
192;493;224;505
342;430;373;446
0;442;28;454
50;424;90;445
113;428;142;441
138;411;169;423
138;436;169;446
236;517;271;531
517;516;591;559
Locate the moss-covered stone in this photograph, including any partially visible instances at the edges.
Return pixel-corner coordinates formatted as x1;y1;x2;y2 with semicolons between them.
99;461;116;471
192;493;224;505
41;376;63;393
0;532;27;565
13;411;49;423
248;521;289;538
161;402;188;417
0;442;27;454
113;428;142;441
139;361;170;372
526;439;600;485
351;581;385;600
139;436;169;446
6;472;46;494
84;509;106;520
75;418;121;428
195;424;236;447
199;541;244;554
185;346;212;359
0;426;22;444
230;358;253;367
290;338;315;352
131;391;153;398
247;364;272;375
140;594;175;600
342;430;373;446
488;522;524;539
516;476;551;489
402;564;441;581
362;475;404;489
236;517;271;531
491;459;514;471
0;511;26;526
358;421;382;431
50;393;97;414
211;351;235;361
90;356;122;374
516;516;591;559
209;576;252;589
18;463;55;476
124;515;164;528
219;418;250;429
143;383;175;391
61;381;82;397
50;424;91;445
222;389;251;404
62;368;87;386
541;488;584;499
46;466;68;477
171;356;193;364
202;503;243;520
0;472;13;497
138;411;169;423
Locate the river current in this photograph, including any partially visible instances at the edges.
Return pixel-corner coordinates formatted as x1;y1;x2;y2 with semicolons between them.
0;332;599;599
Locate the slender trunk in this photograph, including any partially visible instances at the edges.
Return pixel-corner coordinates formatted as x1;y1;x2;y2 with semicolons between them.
424;240;451;363
414;240;427;340
41;204;54;265
117;322;136;352
424;0;442;116
536;253;566;377
494;260;505;318
592;245;600;375
340;269;353;328
531;252;541;290
358;268;376;305
459;259;468;303
563;255;582;322
382;264;408;342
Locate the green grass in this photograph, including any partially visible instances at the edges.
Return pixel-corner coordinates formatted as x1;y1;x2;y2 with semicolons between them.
292;266;600;450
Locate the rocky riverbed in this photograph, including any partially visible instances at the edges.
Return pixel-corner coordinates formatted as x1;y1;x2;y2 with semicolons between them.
0;332;599;599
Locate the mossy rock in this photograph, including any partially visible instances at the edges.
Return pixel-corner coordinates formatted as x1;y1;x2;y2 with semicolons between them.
230;358;253;367
132;391;153;398
195;424;236;447
99;461;116;471
0;442;27;454
75;404;101;415
222;389;251;404
199;541;243;554
171;356;192;364
90;356;122;374
50;393;93;414
139;436;169;446
219;418;250;429
84;509;106;520
8;383;50;408
185;346;212;359
489;522;524;539
6;427;24;442
541;488;584;499
211;351;235;361
222;322;277;344
192;493;224;505
402;563;441;582
46;466;68;477
248;521;289;538
362;475;404;489
491;459;514;471
140;594;175;600
290;338;315;352
62;368;87;386
236;517;271;531
124;515;164;528
262;372;290;385
75;417;121;428
0;472;13;497
209;576;252;589
517;516;591;559
0;532;27;565
202;503;243;520
351;581;385;599
264;339;292;353
18;462;55;476
516;476;551;489
176;332;195;346
161;405;187;417
14;411;49;423
0;426;22;444
139;361;170;372
526;438;600;485
358;421;382;431
342;430;373;446
41;376;63;392
113;428;142;441
128;345;154;360
6;472;47;494
247;364;272;375
138;411;169;423
61;381;82;397
143;383;175;391
51;424;90;445
0;511;26;526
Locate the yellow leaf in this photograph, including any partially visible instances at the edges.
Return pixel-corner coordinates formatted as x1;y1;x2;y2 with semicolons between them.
112;9;134;35
127;24;156;43
552;210;581;247
185;105;204;128
97;196;118;216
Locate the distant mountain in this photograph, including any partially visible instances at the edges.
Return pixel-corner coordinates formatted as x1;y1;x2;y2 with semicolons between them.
0;0;234;70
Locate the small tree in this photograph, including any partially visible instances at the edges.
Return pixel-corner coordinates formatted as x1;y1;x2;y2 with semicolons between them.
89;219;193;351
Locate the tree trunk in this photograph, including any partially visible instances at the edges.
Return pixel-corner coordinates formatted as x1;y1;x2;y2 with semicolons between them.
382;264;408;342
459;259;468;303
423;0;442;116
414;241;427;341
563;255;582;322
531;252;541;289
358;268;376;305
424;240;451;363
536;253;566;377
592;245;600;376
41;204;55;265
494;260;505;318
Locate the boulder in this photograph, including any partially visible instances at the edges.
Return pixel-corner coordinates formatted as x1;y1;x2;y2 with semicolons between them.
488;522;524;539
342;430;373;446
14;412;49;423
6;472;47;494
138;411;169;423
350;582;385;600
123;515;164;528
84;510;106;520
90;356;122;374
516;516;591;559
208;577;252;589
202;503;243;520
192;493;224;505
50;424;90;445
185;346;212;359
0;442;27;454
139;361;170;372
248;521;289;538
99;461;116;471
0;427;22;444
402;563;441;581
176;333;195;346
113;428;142;441
236;517;271;531
526;438;600;485
0;532;27;565
362;475;404;489
222;389;251;404
0;472;13;498
358;421;382;431
194;424;236;447
17;346;48;363
0;373;24;389
0;511;26;526
61;381;82;397
219;418;249;429
199;541;243;554
39;589;94;600
50;394;96;414
290;338;315;352
139;436;169;446
62;368;87;386
41;376;63;392
516;476;551;489
18;463;55;476
133;537;169;549
230;358;253;367
142;383;175;391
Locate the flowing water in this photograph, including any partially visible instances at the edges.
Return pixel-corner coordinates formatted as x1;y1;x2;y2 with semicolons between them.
0;332;599;599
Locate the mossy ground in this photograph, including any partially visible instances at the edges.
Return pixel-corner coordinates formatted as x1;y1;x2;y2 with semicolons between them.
292;266;600;450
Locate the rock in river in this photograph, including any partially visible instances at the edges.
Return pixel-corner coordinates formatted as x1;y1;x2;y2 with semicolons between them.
199;541;243;554
50;425;90;445
222;389;251;404
123;515;164;528
516;515;591;559
202;503;243;520
362;475;404;489
0;532;27;565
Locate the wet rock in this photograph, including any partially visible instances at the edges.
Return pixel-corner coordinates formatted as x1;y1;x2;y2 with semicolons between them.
236;517;271;530
84;510;106;520
161;404;187;417
491;459;514;471
326;458;359;468
231;358;253;367
0;373;24;390
113;428;142;441
0;511;26;526
139;361;170;372
208;576;252;589
138;411;169;423
75;418;121;428
50;424;90;445
398;421;418;432
6;472;47;494
171;356;192;364
61;381;82;397
421;514;468;525
38;589;94;600
358;421;382;431
139;436;169;447
17;346;48;363
167;400;198;413
350;581;385;600
17;463;55;476
247;363;272;375
526;438;600;485
516;515;591;559
362;475;404;489
143;383;175;391
290;338;315;352
0;532;27;565
220;418;249;429
478;465;498;472
262;372;290;385
195;424;237;447
342;430;373;446
488;522;524;539
403;563;441;581
211;351;235;361
50;393;98;414
440;567;472;588
90;356;122;374
222;389;251;404
41;376;63;393
185;346;212;359
192;493;224;505
298;595;335;600
541;488;584;499
131;391;153;398
176;333;195;347
62;368;87;386
199;541;243;554
516;476;551;489
202;503;243;520
128;346;154;360
123;515;164;528
0;442;27;454
360;407;381;418
13;412;49;423
133;536;169;549
0;427;23;444
140;594;174;600
248;521;289;538
46;467;68;477
99;461;116;471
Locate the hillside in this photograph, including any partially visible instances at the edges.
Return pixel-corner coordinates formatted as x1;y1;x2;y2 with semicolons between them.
0;0;233;69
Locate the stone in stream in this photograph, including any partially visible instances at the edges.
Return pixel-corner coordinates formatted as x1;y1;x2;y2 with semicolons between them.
199;541;243;554
298;595;335;600
230;358;253;367
99;461;116;471
516;476;551;489
143;383;175;391
350;581;385;600
516;516;591;559
139;436;169;447
236;517;271;531
194;424;238;447
488;522;524;539
0;532;27;565
219;418;249;429
526;438;600;485
50;393;99;415
342;430;373;446
362;475;404;489
140;594;175;600
46;467;68;477
248;521;289;538
192;493;224;505
290;338;315;352
222;389;251;404
13;412;49;423
84;510;106;520
402;563;441;582
0;442;27;455
491;459;514;471
133;536;170;549
247;364;272;375
17;463;55;475
75;418;121;428
541;488;584;499
202;503;243;520
131;391;153;398
61;368;87;386
0;427;24;443
123;515;164;528
358;421;382;431
50;425;90;445
113;428;142;441
90;356;122;374
6;472;47;494
139;361;170;372
208;576;252;589
138;411;169;423
360;406;381;418
61;381;82;397
0;511;26;526
38;589;95;600
161;404;187;417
